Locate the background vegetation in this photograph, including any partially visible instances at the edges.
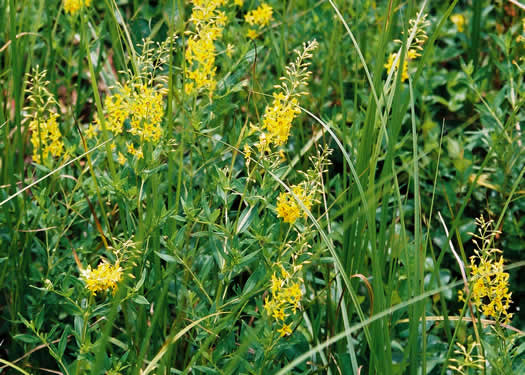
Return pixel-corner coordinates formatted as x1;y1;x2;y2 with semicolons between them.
0;0;524;374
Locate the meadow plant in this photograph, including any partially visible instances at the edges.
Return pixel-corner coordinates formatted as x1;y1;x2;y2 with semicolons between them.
185;0;227;95
25;69;65;165
0;1;523;374
63;0;92;15
245;3;273;39
458;216;513;324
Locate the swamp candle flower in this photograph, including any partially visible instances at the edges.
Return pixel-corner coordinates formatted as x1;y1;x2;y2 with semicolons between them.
81;260;122;295
262;93;301;147
29;112;65;164
245;3;273;27
264;265;303;338
254;40;318;151
64;0;92;15
185;0;227;95
458;216;514;324
276;184;313;224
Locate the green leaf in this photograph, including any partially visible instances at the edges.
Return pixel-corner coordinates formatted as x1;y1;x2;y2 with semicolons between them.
236;206;255;234
58;326;69;359
133;295;150;305
13;334;40;344
155;251;176;263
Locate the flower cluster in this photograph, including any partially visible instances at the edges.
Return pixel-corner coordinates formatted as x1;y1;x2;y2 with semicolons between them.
275;149;331;225
276;184;313;224
87;82;165;163
96;84;164;142
253;40;318;153
29;112;65;164
244;3;273;39
261;93;301;148
459;217;513;324
25;69;65;165
385;14;429;82
263;264;303;337
81;260;123;295
185;0;227;95
384;52;410;82
63;0;92;15
469;255;512;323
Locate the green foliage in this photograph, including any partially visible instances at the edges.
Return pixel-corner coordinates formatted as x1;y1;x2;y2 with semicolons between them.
0;0;523;374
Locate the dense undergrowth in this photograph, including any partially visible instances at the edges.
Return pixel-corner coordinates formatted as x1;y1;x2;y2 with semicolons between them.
0;0;524;374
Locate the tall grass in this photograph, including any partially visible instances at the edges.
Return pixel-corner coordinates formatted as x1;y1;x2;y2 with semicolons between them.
1;0;523;374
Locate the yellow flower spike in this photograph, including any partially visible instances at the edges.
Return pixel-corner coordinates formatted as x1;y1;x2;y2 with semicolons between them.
64;0;92;15
276;184;314;224
185;0;227;95
384;52;409;82
276;192;301;224
464;217;514;324
30;112;64;164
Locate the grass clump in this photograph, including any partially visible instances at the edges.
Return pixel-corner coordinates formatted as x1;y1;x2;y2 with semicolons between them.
0;1;523;374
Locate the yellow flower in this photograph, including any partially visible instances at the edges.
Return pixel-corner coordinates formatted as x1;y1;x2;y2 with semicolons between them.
126;143;143;159
185;0;227;95
85;123;98;140
461;217;514;324
63;0;92;15
407;49;419;60
450;14;466;33
264;295;276;316
225;43;235;57
262;93;301;146
81;260;122;295
234;0;243;6
285;283;302;304
246;28;258;40
117;151;127;165
245;3;273;27
251;42;317;153
276;192;301;224
30;112;64;164
102;91;130;136
101;84;165;143
264;263;303;338
271;273;282;297
272;307;286;321
278;324;292;337
384;52;409;82
276;184;313;224
129;84;164;142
